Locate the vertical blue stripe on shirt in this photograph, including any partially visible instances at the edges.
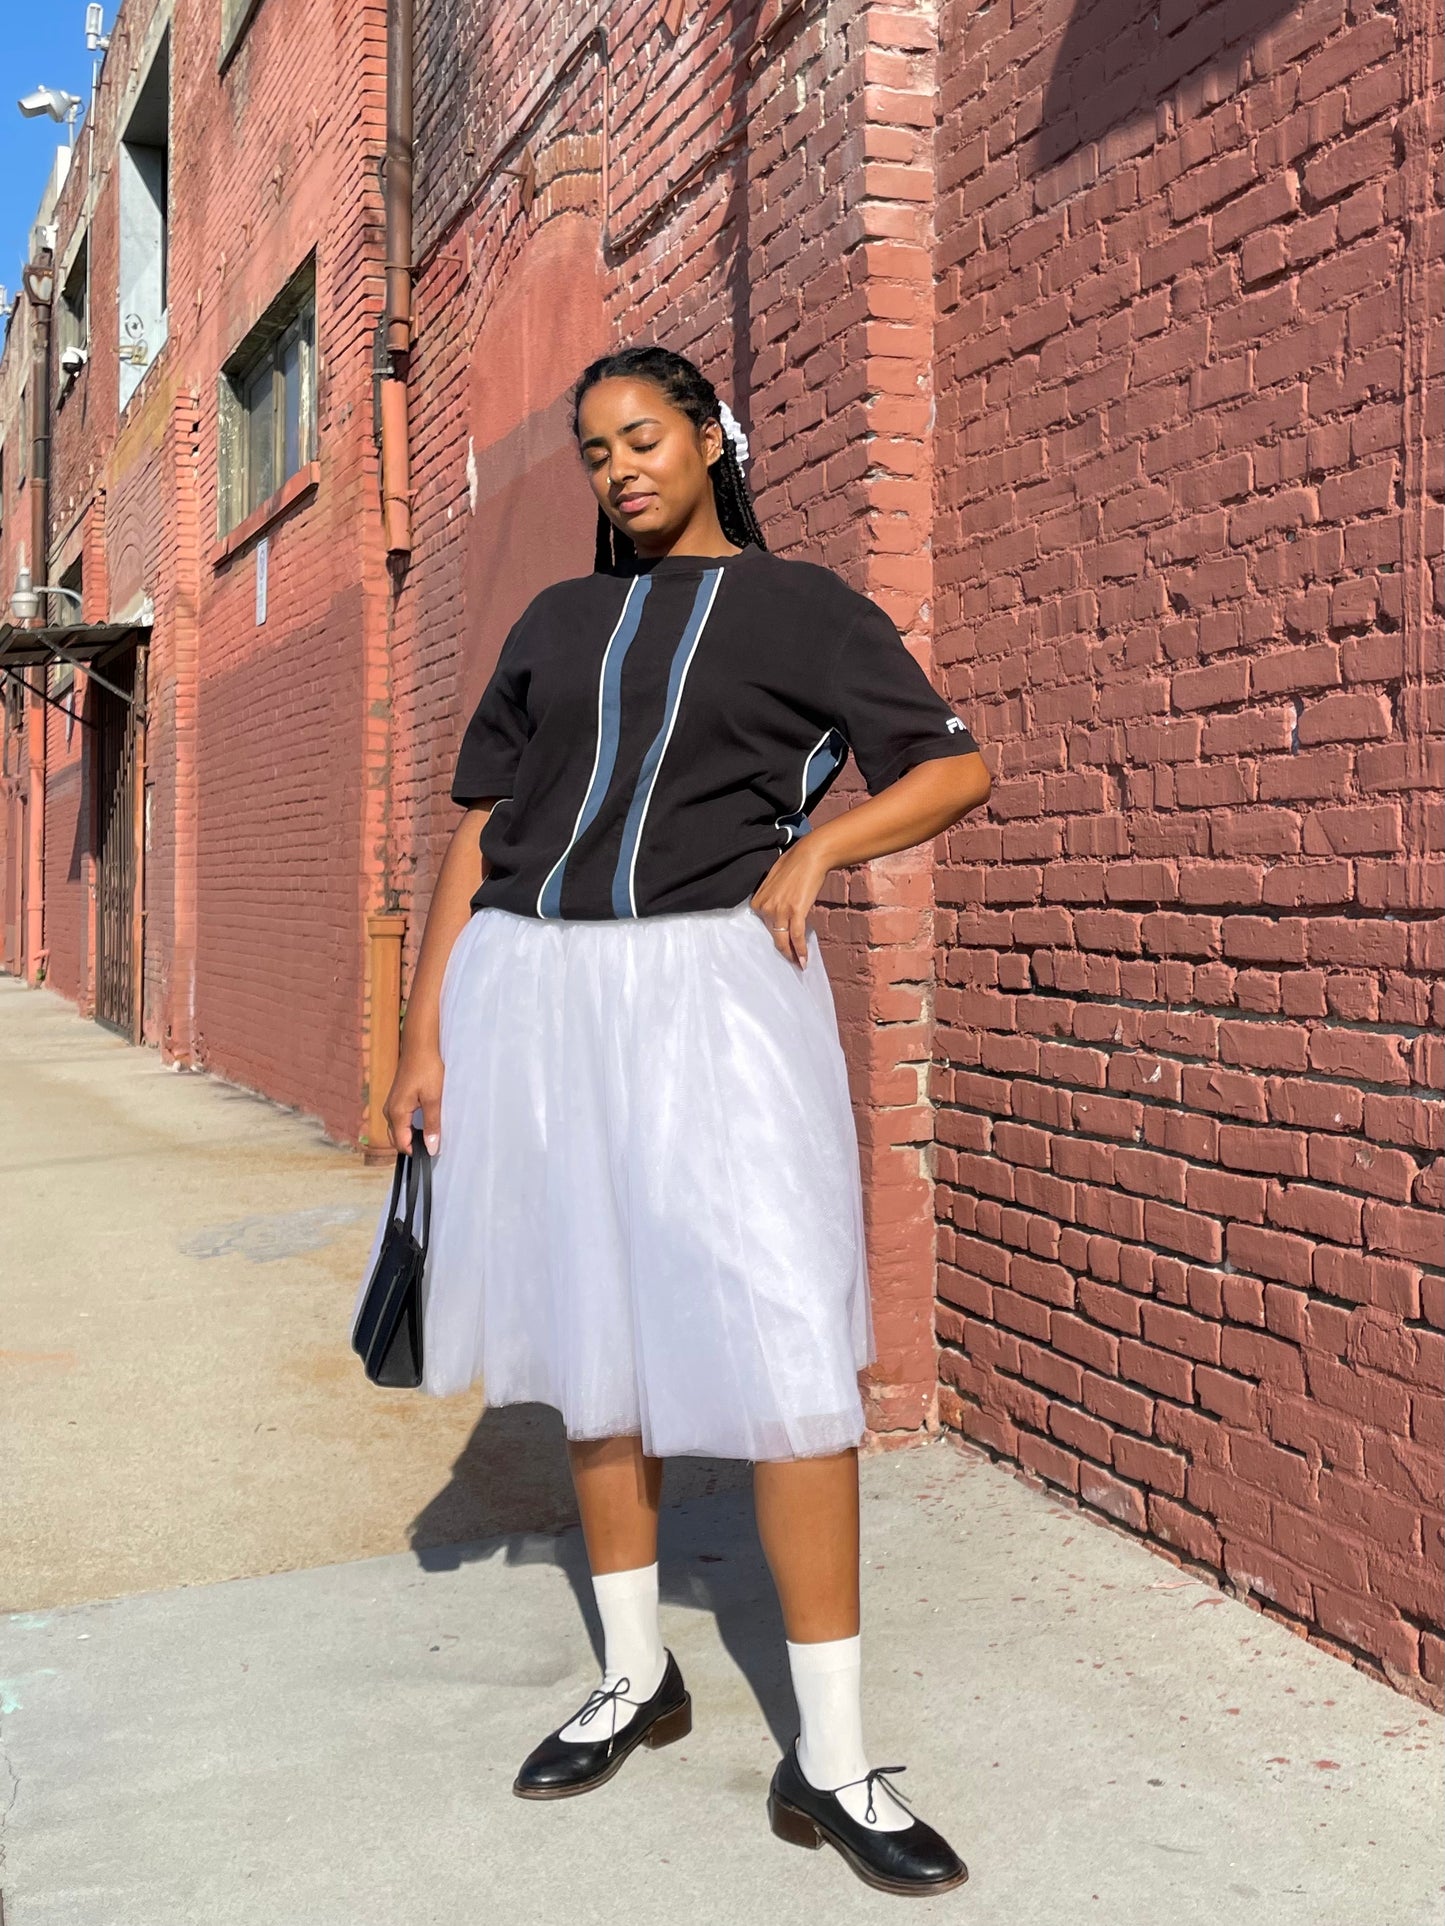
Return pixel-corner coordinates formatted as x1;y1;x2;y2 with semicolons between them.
535;573;652;918
776;727;847;844
611;567;725;918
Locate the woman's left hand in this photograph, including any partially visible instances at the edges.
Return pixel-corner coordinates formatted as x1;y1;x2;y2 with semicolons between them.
750;840;829;969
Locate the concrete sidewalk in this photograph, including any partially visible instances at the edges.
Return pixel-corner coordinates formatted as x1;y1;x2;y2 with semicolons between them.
0;976;747;1611
2;1438;1440;1926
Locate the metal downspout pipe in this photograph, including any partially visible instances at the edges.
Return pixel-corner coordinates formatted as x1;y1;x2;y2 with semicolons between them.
381;0;414;558
365;0;414;1154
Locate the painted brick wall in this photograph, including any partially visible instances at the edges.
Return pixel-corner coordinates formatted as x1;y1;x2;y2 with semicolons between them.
398;0;954;1431
931;0;1442;1702
26;0;394;1135
34;0;170;1017
167;0;390;1134
742;0;953;1436
0;285;37;976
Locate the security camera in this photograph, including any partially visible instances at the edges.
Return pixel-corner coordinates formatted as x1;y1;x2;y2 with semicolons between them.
60;345;88;375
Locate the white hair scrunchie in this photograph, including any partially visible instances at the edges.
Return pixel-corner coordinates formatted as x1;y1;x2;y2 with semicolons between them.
716;399;750;469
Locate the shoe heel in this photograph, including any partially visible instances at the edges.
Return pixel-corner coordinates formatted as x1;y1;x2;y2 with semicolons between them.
644;1695;692;1748
768;1792;824;1850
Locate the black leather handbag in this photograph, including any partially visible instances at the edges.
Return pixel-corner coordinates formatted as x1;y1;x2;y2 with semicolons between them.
351;1136;431;1388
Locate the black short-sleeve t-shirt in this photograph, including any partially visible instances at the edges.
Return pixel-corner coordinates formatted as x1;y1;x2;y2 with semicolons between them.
450;540;980;919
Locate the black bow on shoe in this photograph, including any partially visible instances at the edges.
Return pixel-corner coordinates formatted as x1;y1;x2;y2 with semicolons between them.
512;1652;693;1801
572;1675;634;1752
769;1743;969;1892
828;1763;918;1826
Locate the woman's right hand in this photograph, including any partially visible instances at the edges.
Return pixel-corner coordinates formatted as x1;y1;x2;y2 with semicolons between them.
384;1045;444;1156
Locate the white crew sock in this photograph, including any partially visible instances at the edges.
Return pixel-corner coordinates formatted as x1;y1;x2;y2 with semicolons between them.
786;1632;914;1831
557;1560;668;1744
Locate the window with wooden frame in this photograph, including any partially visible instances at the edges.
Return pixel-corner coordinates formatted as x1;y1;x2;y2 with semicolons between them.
57;235;90;402
217;254;317;535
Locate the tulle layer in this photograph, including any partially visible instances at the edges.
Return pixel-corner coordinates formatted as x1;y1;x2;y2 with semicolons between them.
352;899;876;1460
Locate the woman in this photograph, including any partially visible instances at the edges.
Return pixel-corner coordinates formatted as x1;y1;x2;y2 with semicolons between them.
358;344;990;1897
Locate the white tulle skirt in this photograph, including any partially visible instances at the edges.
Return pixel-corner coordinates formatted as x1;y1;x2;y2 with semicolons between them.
351;899;876;1461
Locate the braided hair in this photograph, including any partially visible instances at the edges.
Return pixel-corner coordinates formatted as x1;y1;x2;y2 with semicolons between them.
570;346;768;575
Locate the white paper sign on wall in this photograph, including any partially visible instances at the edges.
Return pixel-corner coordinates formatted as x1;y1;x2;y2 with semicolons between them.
256;536;269;626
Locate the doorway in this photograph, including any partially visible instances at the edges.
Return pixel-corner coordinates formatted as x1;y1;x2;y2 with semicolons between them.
92;649;146;1038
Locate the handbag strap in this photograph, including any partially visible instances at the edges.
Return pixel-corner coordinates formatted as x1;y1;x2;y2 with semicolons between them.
385;1146;406;1224
398;1135;433;1253
415;1145;433;1254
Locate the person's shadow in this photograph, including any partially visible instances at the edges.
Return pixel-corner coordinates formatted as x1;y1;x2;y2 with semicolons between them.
1035;0;1301;172
406;1401;798;1747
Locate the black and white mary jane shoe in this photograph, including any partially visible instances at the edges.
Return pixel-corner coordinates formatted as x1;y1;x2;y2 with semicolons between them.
512;1649;692;1799
767;1738;969;1896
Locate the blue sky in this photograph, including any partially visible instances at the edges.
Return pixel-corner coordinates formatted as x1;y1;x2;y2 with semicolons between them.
1;7;94;295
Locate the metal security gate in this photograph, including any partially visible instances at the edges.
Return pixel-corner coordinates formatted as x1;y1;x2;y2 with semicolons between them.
93;651;144;1038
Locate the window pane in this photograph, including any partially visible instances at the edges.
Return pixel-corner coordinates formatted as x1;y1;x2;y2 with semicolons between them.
304;307;316;459
281;328;301;481
159;151;169;312
245;360;275;509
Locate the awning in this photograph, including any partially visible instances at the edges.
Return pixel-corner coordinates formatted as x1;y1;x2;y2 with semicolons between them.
0;619;149;708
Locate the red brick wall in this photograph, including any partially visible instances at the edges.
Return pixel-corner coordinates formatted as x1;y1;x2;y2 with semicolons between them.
0;286;36;976
743;0;953;1436
170;0;390;1133
38;6;166;1017
397;0;952;1428
24;0;394;1137
36;694;87;1002
6;0;397;1138
931;0;1442;1701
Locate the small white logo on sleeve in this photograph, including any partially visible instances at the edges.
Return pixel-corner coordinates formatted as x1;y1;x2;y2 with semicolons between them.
945;716;966;733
